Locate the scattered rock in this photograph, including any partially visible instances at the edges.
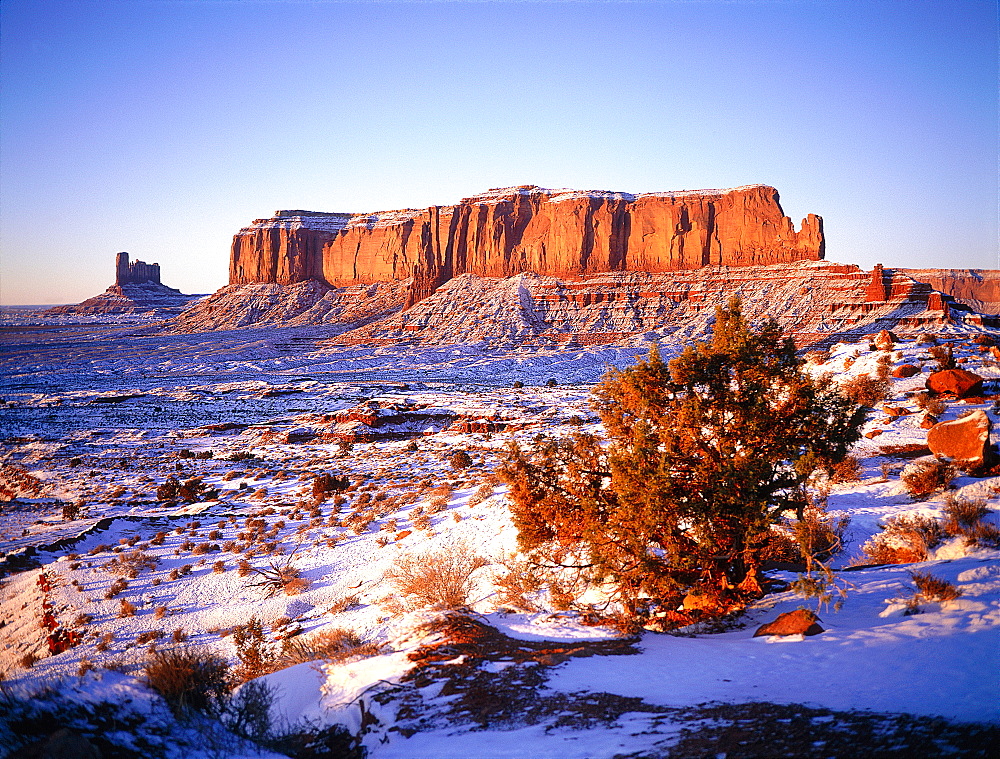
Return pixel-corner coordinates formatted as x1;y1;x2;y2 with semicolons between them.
864;429;883;439
753;609;824;638
919;413;939;429
881;405;911;417
891;364;921;378
927;409;992;470
925;369;984;398
874;329;898;350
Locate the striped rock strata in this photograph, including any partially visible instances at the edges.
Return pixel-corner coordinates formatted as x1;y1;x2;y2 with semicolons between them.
229;184;824;306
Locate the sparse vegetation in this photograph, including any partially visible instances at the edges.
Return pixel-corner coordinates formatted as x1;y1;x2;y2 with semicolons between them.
389;543;488;609
839;373;890;407
901;459;955;499
862;513;945;564
144;645;230;716
500;300;865;619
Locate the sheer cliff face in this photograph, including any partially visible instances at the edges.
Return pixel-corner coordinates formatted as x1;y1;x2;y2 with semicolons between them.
230;185;824;304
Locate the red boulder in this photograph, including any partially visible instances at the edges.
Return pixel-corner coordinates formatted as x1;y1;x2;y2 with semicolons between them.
926;369;984;398
753;609;824;637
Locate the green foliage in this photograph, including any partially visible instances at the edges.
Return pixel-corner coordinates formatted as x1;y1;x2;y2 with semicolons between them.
500;300;866;616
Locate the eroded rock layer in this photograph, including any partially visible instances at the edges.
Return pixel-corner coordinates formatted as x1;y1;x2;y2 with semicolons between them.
329;261;995;350
900;269;1000;315
230;185;824;305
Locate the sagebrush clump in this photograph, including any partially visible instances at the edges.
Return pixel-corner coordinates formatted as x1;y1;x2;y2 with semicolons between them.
389;543;488;609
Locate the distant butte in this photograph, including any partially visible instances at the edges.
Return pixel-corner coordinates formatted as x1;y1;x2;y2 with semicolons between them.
45;252;201;317
229;184;825;306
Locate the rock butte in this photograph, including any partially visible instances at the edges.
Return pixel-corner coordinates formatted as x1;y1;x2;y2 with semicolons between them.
44;252;198;317
230;184;824;306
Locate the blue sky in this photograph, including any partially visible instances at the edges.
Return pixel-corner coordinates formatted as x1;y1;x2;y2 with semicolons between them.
1;0;996;304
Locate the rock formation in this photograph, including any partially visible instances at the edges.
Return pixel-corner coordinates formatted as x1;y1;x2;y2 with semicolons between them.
115;252;161;286
901;269;1000;315
230;184;825;306
45;252;199;318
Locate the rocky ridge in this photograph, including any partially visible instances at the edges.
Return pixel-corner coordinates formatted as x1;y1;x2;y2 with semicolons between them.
328;260;995;349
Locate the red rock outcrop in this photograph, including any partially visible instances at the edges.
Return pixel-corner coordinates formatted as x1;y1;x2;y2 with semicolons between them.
231;185;825;306
115;252;161;286
927;410;992;470
901;269;1000;315
45;252;197;317
753;609;824;637
926;369;985;398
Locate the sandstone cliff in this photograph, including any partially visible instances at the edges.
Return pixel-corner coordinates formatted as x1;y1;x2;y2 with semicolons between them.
230;185;824;306
899;269;1000;315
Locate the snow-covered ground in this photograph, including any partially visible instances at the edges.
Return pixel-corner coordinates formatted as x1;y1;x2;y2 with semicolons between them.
1;310;999;757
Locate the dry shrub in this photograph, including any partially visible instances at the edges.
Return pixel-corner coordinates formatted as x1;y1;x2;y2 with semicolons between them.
95;632;113;652
118;599;136;618
914;392;948;416
942;494;1000;548
192;542;217;556
862;513;945;564
756;526;801;564
232;617;275;682
282;577;310;596
909;570;962;603
172;628;187;643
428;495;449;513
467;483;494;508
105;577;128;599
901;459;955;498
144;646;230;716
136;629;165;644
389;543;488;609
943;494;990;535
794;499;850;564
154;605;168;620
495;557;543;611
830;455;862;483
243;554;305;598
450;450;473;470
278;627;380;667
839;374;890;407
929;344;957;370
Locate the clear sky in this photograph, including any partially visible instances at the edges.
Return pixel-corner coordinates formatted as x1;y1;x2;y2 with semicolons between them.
1;0;996;305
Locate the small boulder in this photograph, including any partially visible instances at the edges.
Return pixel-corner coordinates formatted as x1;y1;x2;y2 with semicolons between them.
874;329;898;351
926;369;984;398
891;364;921;379
753;609;824;638
881;405;911;417
919;413;939;429
927;409;992;471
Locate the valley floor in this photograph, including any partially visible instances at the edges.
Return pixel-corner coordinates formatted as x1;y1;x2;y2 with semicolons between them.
1;311;998;758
